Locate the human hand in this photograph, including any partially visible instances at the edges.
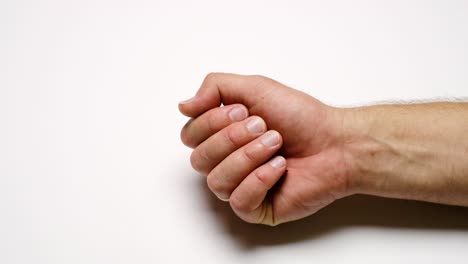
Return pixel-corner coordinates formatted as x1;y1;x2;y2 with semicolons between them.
179;73;353;225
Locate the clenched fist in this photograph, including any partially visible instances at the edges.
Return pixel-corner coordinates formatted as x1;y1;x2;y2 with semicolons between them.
179;73;468;226
179;73;351;225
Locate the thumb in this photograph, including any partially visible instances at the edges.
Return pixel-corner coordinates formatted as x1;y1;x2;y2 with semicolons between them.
178;73;270;118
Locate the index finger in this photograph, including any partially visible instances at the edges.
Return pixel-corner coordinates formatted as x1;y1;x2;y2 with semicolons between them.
178;73;273;118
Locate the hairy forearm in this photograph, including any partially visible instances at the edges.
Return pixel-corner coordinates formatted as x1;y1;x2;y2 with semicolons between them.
342;102;468;206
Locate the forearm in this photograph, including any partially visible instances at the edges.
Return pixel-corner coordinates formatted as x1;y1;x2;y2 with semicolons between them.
342;102;468;206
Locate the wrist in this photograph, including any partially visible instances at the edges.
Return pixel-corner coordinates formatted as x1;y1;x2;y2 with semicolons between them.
337;102;468;206
338;106;395;196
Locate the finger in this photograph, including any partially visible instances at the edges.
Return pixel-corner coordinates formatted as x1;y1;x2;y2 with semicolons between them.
229;156;286;225
178;73;276;118
190;116;267;174
206;130;283;200
181;104;249;148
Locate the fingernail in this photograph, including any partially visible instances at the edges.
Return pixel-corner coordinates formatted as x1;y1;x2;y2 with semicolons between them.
218;196;229;202
179;96;197;104
270;156;285;169
246;117;266;134
228;107;248;122
261;131;280;147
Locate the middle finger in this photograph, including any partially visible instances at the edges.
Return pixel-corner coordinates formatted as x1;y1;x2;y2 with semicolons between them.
190;116;267;175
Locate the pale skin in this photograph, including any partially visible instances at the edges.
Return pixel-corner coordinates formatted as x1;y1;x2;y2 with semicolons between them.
179;73;468;226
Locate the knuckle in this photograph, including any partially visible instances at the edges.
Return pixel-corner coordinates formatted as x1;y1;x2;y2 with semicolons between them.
180;129;189;146
251;74;273;85
181;129;194;148
190;149;209;174
205;72;220;82
242;145;258;163
206;112;217;133
249;74;266;81
180;120;195;147
206;174;219;192
206;174;227;198
249;74;276;88
223;126;239;149
252;169;269;187
230;194;253;214
189;151;201;172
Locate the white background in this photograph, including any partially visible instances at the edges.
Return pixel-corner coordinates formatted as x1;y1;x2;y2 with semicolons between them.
1;0;468;263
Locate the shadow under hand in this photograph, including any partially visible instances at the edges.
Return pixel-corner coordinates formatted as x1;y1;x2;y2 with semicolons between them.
198;177;468;248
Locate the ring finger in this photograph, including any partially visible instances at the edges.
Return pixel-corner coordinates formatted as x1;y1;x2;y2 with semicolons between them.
206;130;283;200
